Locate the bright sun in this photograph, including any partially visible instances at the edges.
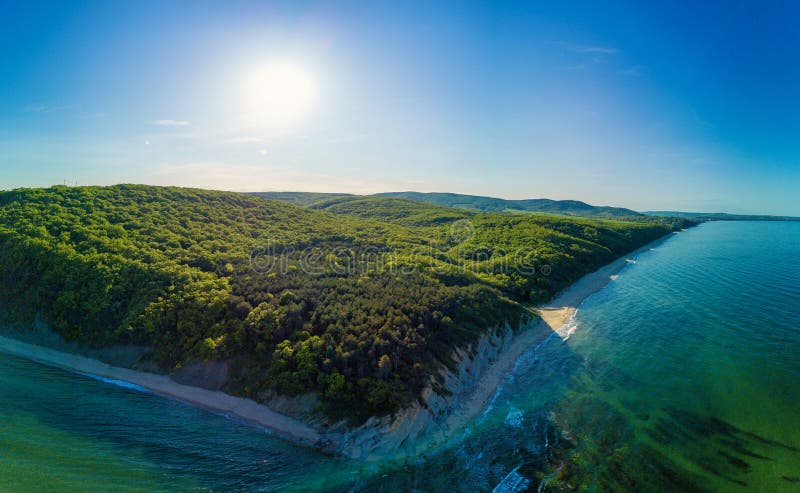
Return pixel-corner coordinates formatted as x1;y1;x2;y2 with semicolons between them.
243;61;316;126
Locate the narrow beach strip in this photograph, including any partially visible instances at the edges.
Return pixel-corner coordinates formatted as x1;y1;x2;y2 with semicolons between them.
0;334;322;446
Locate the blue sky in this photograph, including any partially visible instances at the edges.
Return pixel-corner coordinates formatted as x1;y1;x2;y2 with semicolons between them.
1;1;798;214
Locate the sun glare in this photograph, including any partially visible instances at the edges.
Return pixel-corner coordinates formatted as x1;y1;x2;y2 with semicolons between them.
242;61;316;127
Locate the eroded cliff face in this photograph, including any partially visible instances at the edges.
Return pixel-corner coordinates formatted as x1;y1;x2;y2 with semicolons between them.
177;320;535;460
330;320;528;461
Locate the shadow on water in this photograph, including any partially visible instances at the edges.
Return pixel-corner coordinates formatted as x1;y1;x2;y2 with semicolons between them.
541;368;800;493
643;406;798;486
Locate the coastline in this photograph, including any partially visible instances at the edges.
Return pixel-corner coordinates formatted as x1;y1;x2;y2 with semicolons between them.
419;233;675;451
537;235;671;330
0;233;676;459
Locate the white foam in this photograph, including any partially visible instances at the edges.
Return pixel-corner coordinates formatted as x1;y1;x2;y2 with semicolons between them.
492;465;531;493
555;309;579;341
504;407;524;428
77;372;151;393
482;330;561;417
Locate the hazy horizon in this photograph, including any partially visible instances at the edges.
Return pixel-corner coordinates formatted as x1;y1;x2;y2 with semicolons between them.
2;1;799;215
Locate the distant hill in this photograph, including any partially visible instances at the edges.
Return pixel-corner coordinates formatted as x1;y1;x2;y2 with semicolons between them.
375;192;642;218
250;191;640;219
644;211;800;222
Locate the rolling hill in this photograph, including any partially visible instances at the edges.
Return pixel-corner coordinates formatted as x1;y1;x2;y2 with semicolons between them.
376;191;642;218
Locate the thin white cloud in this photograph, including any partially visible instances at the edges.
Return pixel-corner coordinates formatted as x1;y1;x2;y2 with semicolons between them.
561;56;605;71
552;42;619;55
692;110;716;129
620;66;643;77
573;45;618;54
25;104;51;113
259;149;269;156
549;41;619;70
25;103;76;113
551;42;619;71
150;119;190;126
227;136;265;143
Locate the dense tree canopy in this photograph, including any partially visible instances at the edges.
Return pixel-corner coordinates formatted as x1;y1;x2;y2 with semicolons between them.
0;185;689;421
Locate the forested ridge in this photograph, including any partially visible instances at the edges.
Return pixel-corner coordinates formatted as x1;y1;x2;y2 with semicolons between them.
0;185;690;421
252;190;643;219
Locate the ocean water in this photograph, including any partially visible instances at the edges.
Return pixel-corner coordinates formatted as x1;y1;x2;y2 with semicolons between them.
1;221;799;492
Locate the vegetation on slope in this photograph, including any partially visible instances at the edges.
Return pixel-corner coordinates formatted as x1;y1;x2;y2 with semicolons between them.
306;196;692;301
309;196;474;226
250;191;353;207
0;185;687;422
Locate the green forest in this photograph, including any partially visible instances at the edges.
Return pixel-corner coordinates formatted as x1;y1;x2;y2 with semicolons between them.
0;185;692;421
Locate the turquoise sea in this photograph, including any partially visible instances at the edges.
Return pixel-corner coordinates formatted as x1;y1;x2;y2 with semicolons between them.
1;221;799;492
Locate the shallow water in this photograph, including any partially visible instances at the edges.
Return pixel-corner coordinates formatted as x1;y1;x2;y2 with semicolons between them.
1;221;798;491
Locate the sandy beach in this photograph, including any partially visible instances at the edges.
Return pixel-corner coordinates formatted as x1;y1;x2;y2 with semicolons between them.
0;234;673;458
